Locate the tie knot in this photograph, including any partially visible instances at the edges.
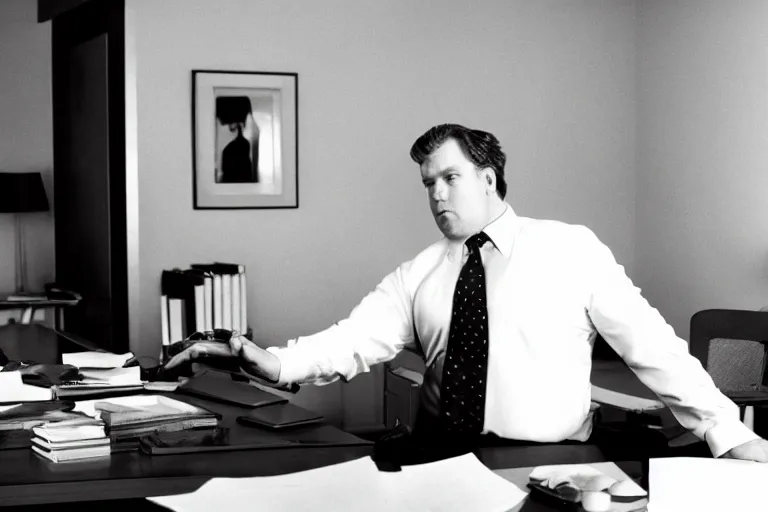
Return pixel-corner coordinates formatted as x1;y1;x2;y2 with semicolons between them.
465;232;490;252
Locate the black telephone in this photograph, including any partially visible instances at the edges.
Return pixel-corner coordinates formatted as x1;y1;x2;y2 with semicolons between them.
147;329;241;382
44;283;82;301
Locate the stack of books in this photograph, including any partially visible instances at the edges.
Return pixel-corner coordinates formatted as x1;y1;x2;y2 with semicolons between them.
160;262;249;359
30;418;110;463
94;395;220;451
0;402;92;450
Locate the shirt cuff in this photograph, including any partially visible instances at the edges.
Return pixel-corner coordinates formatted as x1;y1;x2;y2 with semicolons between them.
705;420;761;458
266;345;307;387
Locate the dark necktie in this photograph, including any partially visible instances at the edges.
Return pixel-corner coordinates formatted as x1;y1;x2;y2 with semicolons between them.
439;231;491;434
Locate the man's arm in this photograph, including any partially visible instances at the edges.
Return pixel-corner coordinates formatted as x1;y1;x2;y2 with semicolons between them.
266;264;416;387
164;264;416;389
580;227;760;458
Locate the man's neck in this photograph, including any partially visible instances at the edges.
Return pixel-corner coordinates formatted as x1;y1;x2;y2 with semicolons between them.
481;199;507;230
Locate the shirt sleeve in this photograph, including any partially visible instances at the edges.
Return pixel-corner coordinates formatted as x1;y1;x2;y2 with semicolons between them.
581;227;759;458
266;264;416;387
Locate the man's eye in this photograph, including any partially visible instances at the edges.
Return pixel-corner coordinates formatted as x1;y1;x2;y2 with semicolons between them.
446;175;457;182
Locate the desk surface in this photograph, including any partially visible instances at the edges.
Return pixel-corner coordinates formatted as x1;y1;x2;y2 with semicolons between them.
0;397;642;508
0;323;99;363
0;325;646;510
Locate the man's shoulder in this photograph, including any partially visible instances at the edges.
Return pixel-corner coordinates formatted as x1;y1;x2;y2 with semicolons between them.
518;216;597;245
403;237;450;268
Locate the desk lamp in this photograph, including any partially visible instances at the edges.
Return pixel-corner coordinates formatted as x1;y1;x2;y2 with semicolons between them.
0;172;49;294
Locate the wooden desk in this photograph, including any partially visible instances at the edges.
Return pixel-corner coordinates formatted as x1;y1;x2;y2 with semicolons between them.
0;326;647;510
0;323;98;363
0;431;642;509
0;396;374;506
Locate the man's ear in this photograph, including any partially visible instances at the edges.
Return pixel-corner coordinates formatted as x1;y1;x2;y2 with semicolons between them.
482;168;496;194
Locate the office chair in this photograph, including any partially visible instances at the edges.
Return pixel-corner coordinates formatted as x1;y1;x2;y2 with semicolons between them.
383;348;424;430
689;308;768;430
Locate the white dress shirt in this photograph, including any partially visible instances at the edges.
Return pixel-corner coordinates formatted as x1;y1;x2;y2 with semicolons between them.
268;204;758;457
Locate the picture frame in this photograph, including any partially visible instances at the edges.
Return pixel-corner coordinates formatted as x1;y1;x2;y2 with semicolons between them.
192;70;298;209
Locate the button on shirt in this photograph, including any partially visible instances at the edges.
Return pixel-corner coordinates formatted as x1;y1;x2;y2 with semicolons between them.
268;204;758;457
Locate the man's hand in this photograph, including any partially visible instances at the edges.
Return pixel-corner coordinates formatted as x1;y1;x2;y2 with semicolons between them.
164;335;281;383
721;439;768;462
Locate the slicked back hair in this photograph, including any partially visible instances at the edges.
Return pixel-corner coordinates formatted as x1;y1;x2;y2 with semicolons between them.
409;124;507;199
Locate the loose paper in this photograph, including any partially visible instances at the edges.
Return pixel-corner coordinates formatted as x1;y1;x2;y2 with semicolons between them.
149;452;526;512
62;351;134;369
649;457;768;512
73;394;206;418
79;366;142;385
0;371;53;402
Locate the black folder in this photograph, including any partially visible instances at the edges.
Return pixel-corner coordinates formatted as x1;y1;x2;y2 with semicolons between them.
178;369;288;408
237;403;324;430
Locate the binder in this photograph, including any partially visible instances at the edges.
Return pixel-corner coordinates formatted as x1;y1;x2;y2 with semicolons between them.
191;263;243;332
160;294;170;356
161;269;206;340
213;263;246;336
183;268;214;332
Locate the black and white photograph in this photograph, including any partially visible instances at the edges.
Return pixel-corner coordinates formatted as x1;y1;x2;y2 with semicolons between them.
4;1;768;510
193;70;298;209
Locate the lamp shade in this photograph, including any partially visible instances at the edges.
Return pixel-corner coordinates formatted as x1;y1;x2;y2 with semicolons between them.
0;172;49;213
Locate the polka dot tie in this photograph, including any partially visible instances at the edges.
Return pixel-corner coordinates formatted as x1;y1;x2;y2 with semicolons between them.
438;231;491;434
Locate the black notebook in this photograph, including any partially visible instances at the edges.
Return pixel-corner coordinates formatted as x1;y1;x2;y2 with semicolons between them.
237;403;324;430
178;369;288;408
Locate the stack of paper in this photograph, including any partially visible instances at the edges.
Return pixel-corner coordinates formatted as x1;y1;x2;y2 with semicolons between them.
79;366;142;386
149;452;526;512
31;418;110;463
62;351;135;369
55;352;143;399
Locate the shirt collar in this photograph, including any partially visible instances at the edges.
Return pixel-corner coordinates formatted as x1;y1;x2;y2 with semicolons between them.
446;203;519;261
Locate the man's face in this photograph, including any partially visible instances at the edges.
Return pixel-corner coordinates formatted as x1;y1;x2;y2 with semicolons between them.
420;138;492;240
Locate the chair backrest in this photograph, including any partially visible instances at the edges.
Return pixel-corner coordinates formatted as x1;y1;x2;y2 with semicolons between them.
689;309;768;392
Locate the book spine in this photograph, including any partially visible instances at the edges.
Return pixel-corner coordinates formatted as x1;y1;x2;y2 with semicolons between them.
160;294;170;362
239;269;247;336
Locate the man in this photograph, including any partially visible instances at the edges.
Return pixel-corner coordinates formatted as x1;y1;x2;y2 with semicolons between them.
167;123;768;461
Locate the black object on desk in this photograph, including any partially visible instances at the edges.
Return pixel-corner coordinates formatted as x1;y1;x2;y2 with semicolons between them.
237;403;324;430
177;368;288;408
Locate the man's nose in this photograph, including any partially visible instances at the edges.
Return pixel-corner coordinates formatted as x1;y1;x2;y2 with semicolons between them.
431;181;448;202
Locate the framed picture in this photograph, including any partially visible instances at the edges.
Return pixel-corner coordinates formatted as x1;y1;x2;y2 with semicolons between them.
192;70;298;209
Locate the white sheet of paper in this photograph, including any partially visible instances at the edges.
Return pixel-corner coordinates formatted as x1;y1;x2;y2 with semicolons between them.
0;371;53;402
73;394;200;418
79;366;142;385
591;384;665;412
649;457;768;511
149;453;526;512
143;381;180;392
61;351;134;369
387;452;527;511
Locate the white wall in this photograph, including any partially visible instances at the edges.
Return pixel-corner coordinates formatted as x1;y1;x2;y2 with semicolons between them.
0;0;54;322
636;0;768;341
130;0;637;428
8;0;766;430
